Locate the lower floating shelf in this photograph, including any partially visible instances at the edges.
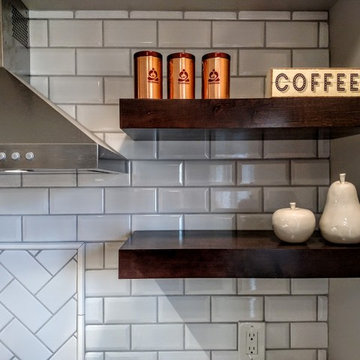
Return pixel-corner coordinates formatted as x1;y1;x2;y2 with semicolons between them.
118;230;360;279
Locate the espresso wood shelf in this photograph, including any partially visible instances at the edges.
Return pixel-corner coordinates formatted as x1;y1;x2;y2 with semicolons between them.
119;98;360;140
118;230;360;279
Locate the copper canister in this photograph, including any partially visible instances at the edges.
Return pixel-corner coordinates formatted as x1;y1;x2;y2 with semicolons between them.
202;52;230;99
167;52;195;99
134;51;162;99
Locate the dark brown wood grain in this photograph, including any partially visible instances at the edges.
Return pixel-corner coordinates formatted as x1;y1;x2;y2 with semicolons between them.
118;230;360;278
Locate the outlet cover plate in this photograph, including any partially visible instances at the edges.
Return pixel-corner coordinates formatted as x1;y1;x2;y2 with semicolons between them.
239;322;265;360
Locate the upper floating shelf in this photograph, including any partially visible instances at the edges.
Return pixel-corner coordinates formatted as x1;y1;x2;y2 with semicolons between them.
119;98;360;140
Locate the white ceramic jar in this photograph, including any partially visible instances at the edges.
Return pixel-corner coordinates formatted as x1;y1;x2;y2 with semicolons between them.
272;202;316;243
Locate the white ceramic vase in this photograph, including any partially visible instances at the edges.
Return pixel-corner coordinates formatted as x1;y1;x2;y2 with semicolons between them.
320;173;360;244
272;202;316;243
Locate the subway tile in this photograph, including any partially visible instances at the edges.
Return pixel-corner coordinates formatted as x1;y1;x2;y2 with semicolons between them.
185;324;237;350
237;214;273;230
86;298;103;324
264;187;317;212
238;11;290;20
213;21;264;47
58;104;76;117
184;12;236;20
78;215;130;241
266;323;289;349
75;10;128;18
105;77;134;103
130;11;182;19
30;76;48;97
318;350;327;360
291;323;328;348
0;174;21;187
185;161;235;186
29;20;48;47
49;20;102;47
0;216;21;242
85;243;104;269
22;173;76;187
86;325;130;351
266;350;317;360
50;188;103;214
23;215;76;242
86;353;104;360
77;105;119;132
158;296;210;323
238;279;290;295
212;352;238;360
318;296;328;321
159;21;211;47
230;77;264;98
237;160;289;185
211;187;262;212
159;351;210;360
292;49;330;67
30;49;75;75
212;296;263;321
132;325;183;350
29;10;74;19
185;214;235;230
291;279;329;294
105;188;156;213
78;172;130;187
266;22;318;48
159;141;209;160
0;342;14;360
319;23;329;48
132;279;184;295
264;139;317;158
105;353;157;360
132;215;183;231
211;140;262;159
105;133;157;160
86;270;130;296
185;279;236;295
104;20;156;47
77;49;130;76
239;50;291;76
105;297;157;324
265;296;317;321
0;189;48;215
104;242;124;268
292;11;328;20
318;139;330;158
133;161;183;186
50;77;103;104
159;188;209;213
291;160;329;185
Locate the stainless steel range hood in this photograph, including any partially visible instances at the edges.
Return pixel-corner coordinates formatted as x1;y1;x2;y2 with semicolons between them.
0;0;127;173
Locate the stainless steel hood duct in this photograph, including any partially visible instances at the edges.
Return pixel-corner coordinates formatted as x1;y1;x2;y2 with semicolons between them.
0;0;128;173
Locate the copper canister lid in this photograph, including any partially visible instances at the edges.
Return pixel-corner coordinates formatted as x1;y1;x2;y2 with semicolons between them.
167;52;195;61
202;52;231;61
134;50;162;59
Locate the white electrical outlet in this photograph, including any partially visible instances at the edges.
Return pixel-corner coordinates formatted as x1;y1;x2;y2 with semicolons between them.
238;322;265;360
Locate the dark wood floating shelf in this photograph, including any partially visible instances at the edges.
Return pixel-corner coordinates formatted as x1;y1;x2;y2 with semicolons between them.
119;98;360;140
118;230;360;279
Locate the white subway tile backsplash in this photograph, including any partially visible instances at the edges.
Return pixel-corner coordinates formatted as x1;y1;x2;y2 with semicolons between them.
185;279;236;295
266;22;318;48
77;49;130;76
132;324;183;350
318;296;328;321
213;22;264;47
86;325;130;351
29;10;73;19
211;140;262;159
105;352;157;360
105;297;157;323
31;49;75;75
291;279;329;294
319;23;329;48
264;139;317;158
0;216;21;242
22;173;76;187
185;214;235;230
238;279;290;295
132;215;183;231
104;20;156;47
105;77;134;103
266;323;289;349
159;141;209;160
159;188;209;213
159;351;210;360
29;20;48;47
159;296;210;323
291;160;330;185
185;12;236;20
266;350;317;360
292;49;330;67
265;296;317;321
58;104;76;117
211;187;262;212
238;11;291;20
212;352;238;360
230;77;264;98
105;188;156;213
49;20;102;47
159;21;211;47
78;215;130;241
86;298;103;324
50;77;103;104
30;76;49;97
86;270;130;296
78;172;130;187
236;214;272;230
104;242;124;268
77;105;119;132
318;139;330;158
86;353;104;360
291;323;328;348
132;279;184;295
86;243;104;269
292;11;328;20
185;324;237;350
75;11;128;19
130;11;182;19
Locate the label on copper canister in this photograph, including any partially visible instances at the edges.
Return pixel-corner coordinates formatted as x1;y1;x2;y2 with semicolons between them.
167;53;195;99
134;51;162;99
202;52;230;99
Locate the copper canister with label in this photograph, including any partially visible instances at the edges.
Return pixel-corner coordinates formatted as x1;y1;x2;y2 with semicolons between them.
167;52;195;99
134;51;162;99
202;52;230;99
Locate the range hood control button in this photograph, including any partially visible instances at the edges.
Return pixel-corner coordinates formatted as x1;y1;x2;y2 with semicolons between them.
0;152;6;160
25;152;35;160
11;152;20;160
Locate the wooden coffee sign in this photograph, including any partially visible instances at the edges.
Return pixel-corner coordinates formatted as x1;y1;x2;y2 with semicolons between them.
266;68;360;97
